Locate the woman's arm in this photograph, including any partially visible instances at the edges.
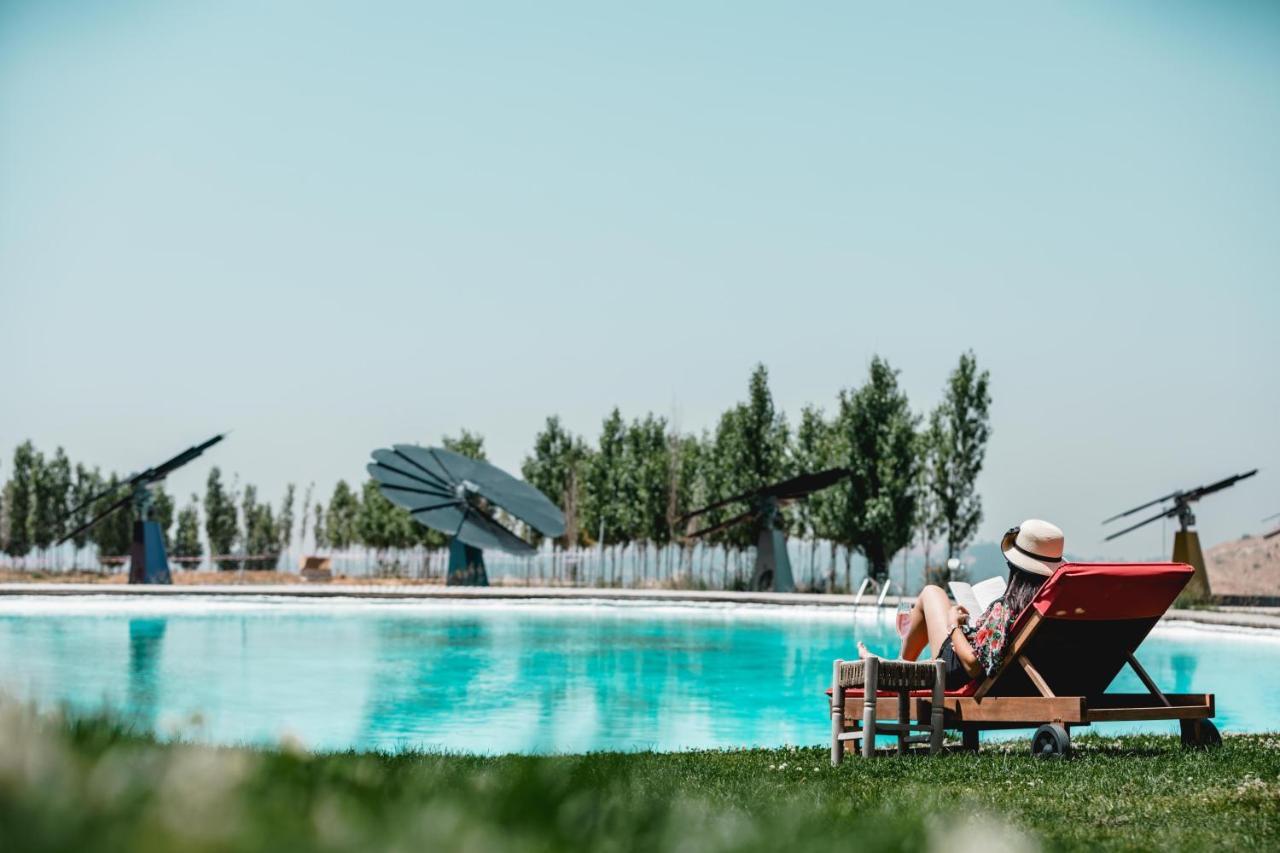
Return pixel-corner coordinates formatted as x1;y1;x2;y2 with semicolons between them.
945;605;984;679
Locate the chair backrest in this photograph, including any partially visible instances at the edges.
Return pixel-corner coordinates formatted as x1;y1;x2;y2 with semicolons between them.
983;562;1192;698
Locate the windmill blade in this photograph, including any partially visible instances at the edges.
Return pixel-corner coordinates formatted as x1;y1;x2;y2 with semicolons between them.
386;446;455;491
428;446;566;538
367;462;455;505
57;491;134;545
684;508;760;540
1103;505;1177;541
762;467;851;501
1102;490;1180;524
149;433;226;480
1263;512;1280;523
680;489;757;522
63;433;227;519
1184;469;1258;502
453;506;536;555
64;479;131;520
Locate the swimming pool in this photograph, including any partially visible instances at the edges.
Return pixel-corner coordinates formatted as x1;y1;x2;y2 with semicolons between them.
0;596;1276;753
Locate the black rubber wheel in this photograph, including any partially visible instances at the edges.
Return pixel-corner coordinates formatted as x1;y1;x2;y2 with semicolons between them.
1031;723;1072;759
1180;719;1222;749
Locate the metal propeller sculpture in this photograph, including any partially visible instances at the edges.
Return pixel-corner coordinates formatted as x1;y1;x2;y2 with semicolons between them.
1263;512;1280;540
58;433;227;584
367;444;565;586
1102;468;1258;600
678;467;851;593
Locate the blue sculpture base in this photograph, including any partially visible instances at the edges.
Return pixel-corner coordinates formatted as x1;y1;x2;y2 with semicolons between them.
447;539;488;586
129;520;172;585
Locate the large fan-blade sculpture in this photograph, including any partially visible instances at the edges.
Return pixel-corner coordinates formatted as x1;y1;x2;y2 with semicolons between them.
678;468;851;593
57;433;227;584
368;444;566;586
1102;468;1258;601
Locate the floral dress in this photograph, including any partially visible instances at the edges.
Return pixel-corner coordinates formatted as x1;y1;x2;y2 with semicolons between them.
960;598;1016;678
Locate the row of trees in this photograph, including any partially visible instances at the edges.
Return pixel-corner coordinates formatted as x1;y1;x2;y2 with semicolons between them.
311;353;990;587
1;354;990;586
0;447;298;571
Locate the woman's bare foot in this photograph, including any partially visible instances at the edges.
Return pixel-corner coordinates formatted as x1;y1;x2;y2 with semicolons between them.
857;641;872;659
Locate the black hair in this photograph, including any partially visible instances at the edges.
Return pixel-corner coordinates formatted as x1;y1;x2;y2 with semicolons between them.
1002;562;1047;616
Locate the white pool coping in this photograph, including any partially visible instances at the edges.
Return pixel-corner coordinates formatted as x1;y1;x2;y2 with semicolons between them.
1;582;1278;632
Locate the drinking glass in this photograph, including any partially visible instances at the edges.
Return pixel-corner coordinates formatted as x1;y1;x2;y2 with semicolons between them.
896;600;913;639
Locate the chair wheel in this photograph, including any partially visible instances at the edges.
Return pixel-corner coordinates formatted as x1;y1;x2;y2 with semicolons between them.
1031;723;1072;759
1180;719;1222;749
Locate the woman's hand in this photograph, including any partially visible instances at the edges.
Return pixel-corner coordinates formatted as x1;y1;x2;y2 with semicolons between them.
948;605;969;631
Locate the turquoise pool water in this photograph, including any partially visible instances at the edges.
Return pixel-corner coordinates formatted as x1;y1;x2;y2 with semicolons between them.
0;597;1276;753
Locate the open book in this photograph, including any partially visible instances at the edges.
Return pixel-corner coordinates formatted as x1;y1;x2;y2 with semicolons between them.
948;576;1007;616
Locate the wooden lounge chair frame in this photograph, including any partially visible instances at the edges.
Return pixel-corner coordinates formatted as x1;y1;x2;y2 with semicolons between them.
834;562;1218;756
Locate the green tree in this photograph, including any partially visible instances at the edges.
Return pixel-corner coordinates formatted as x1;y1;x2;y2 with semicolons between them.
833;357;920;582
624;414;671;547
325;480;360;550
30;447;71;556
522;416;592;548
790;405;843;588
702;365;791;549
442;430;487;461
927;351;992;560
357;479;416;552
4;442;39;558
90;474;133;567
204;467;239;570
151;486;175;550
172;495;203;568
68;464;104;552
242;484;281;570
584;408;628;549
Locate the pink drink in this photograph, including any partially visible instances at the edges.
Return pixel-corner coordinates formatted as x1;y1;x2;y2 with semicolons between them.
896;612;911;637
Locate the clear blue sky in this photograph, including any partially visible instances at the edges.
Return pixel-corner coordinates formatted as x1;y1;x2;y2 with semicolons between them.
2;1;1277;559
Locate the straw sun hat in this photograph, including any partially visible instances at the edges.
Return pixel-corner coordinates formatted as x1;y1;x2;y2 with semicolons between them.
1000;519;1065;577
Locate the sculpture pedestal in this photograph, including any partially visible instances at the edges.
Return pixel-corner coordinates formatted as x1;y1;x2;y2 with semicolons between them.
447;539;489;586
129;520;172;585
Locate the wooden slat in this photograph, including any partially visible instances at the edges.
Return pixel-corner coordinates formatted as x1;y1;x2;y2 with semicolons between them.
1086;693;1213;710
851;694;1088;724
1086;704;1212;722
1125;653;1171;707
1017;654;1055;698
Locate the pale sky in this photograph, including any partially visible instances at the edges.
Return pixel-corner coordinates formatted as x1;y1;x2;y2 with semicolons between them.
2;1;1277;559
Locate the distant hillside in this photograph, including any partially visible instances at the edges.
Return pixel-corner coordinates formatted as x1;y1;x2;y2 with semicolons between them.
1206;535;1280;598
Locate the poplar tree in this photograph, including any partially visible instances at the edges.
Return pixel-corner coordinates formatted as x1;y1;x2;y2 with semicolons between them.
151;486;175;549
584;409;628;550
324;480;360;550
4;442;39;558
90;474;133;566
172;496;203;568
204;467;239;570
442;430;487;461
523;416;592;548
927;351;992;559
68;464;104;552
833;357;920;582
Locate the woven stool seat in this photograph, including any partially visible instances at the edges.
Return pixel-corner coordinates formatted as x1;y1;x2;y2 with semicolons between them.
830;654;946;762
836;658;938;691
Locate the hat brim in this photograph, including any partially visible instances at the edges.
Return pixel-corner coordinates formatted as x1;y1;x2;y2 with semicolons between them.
1001;529;1062;577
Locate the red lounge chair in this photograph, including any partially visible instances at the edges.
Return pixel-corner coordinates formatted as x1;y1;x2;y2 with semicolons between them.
829;562;1218;757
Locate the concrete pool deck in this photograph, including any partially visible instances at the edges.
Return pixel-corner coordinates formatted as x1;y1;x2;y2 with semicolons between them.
2;582;1279;631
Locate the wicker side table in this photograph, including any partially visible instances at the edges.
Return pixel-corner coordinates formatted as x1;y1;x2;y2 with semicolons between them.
830;656;946;763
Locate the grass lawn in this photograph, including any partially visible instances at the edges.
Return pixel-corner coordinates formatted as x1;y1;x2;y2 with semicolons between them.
0;706;1276;852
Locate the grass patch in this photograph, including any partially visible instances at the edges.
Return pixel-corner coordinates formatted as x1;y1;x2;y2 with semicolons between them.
0;705;1276;851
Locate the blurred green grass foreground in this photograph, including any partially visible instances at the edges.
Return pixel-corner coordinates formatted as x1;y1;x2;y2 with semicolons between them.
0;704;1277;852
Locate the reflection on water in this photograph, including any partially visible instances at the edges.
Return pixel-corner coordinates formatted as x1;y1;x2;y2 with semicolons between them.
127;618;167;728
0;601;1276;753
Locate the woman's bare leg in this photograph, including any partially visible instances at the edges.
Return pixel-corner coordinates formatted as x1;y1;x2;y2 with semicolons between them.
899;586;953;660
